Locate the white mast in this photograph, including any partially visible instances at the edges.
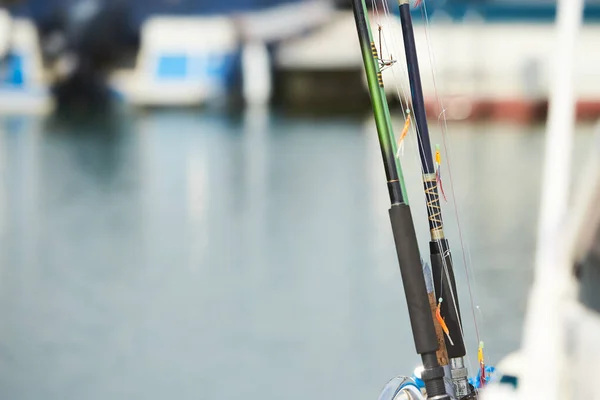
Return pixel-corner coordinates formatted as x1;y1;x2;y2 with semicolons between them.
519;0;584;398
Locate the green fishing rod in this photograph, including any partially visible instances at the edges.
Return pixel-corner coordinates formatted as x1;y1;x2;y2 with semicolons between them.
396;1;474;398
351;1;449;398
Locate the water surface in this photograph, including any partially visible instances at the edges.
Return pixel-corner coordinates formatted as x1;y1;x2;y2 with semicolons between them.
0;110;594;400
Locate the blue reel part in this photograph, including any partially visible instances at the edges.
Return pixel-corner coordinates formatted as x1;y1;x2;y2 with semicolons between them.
468;366;496;389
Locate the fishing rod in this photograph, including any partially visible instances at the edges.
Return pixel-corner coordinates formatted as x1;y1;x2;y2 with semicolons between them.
350;1;450;399
396;0;474;397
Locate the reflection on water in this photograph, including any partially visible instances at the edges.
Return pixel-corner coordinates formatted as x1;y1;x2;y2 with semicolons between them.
0;111;594;400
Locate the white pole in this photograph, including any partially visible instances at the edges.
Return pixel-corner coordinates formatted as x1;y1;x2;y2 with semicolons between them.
242;41;272;107
536;0;584;268
519;0;584;398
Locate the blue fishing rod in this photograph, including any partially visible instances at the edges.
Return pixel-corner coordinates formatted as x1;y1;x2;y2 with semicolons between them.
397;1;476;398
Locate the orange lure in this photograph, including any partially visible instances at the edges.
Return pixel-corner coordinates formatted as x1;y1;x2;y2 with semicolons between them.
435;298;454;346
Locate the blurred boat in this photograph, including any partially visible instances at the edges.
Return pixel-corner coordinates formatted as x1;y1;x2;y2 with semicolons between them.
0;10;52;115
0;0;333;113
110;0;334;108
111;16;239;108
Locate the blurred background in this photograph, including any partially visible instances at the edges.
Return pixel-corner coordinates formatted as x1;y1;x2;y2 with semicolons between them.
0;0;598;399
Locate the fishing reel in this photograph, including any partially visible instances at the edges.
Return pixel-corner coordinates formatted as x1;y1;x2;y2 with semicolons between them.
377;375;426;400
377;376;480;400
377;364;490;400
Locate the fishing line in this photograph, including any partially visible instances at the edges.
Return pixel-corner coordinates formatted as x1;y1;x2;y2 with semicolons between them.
372;0;414;115
372;1;479;378
374;0;456;322
376;0;423;171
420;0;485;350
376;0;479;377
388;2;462;341
373;2;461;365
373;0;463;351
412;0;478;338
419;0;490;375
372;0;421;170
417;2;480;374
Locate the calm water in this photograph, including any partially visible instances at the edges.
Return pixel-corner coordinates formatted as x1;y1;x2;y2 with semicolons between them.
0;110;594;400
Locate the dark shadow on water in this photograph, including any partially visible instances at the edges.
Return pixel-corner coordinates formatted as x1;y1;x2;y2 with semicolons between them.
41;109;132;185
51;75;114;118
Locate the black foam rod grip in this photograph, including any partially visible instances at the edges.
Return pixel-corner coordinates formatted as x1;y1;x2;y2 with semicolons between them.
430;239;466;358
389;204;438;355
